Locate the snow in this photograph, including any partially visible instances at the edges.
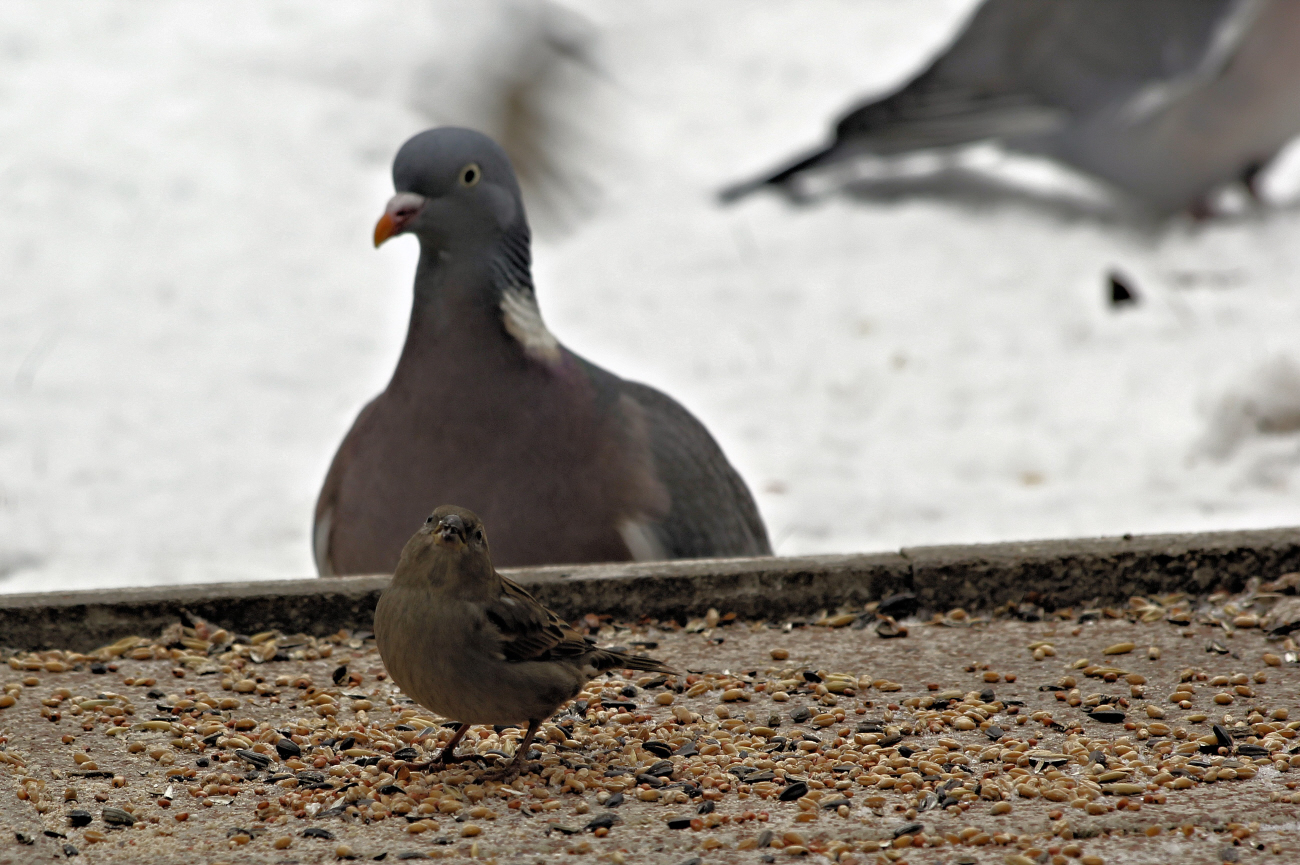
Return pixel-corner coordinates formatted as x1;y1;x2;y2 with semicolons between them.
4;0;1300;594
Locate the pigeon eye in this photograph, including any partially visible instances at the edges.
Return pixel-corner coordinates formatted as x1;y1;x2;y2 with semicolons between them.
458;163;481;187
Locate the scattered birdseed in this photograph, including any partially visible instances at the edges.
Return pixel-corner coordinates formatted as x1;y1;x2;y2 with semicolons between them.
0;587;1298;862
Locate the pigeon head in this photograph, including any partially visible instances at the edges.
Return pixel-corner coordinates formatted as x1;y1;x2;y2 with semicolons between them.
374;127;527;250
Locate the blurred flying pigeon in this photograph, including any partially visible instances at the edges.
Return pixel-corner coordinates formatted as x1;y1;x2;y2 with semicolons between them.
409;0;609;236
722;0;1300;215
314;128;771;575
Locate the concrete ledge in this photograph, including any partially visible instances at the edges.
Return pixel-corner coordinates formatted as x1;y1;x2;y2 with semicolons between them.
3;526;1299;652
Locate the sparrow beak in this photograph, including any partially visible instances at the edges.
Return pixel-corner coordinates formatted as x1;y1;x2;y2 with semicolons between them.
374;192;427;247
437;513;467;544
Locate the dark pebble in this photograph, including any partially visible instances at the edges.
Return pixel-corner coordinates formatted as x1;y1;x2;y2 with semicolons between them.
878;592;918;618
666;817;693;830
302;827;335;840
604;793;624;808
67;810;92;828
584;813;618;832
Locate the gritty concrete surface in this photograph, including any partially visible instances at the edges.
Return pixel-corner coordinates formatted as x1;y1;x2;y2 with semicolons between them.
2;587;1300;865
6;526;1300;652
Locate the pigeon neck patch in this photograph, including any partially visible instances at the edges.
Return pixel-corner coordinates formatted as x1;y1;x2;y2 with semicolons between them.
490;222;560;365
500;287;560;365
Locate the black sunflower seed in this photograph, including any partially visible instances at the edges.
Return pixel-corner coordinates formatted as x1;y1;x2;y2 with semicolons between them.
778;781;808;801
101;807;135;827
642;741;672;759
235;749;271;770
1088;710;1126;724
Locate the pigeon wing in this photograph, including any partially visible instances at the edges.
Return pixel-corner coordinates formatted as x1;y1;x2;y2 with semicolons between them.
614;378;772;559
725;0;1236;197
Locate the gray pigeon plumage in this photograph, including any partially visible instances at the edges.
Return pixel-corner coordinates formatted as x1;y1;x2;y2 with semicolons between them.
315;127;771;576
723;0;1300;215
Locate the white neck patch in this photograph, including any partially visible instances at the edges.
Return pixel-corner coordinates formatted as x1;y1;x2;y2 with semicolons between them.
618;517;669;562
500;287;561;365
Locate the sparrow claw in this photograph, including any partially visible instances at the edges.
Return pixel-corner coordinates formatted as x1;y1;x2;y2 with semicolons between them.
394;752;486;774
482;761;535;783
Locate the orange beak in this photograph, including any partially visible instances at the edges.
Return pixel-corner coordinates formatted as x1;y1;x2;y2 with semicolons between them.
373;212;398;248
373;192;428;248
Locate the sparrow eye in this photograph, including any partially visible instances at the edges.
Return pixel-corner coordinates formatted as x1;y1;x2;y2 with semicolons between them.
425;515;435;525
458;163;481;187
474;529;483;542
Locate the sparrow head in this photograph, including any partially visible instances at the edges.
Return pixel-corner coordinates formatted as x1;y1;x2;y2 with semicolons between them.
373;127;527;250
425;505;489;551
393;504;496;594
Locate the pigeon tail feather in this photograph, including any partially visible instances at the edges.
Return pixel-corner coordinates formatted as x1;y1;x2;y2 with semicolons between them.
718;143;837;203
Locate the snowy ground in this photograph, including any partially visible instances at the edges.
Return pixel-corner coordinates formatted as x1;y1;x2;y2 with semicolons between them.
5;0;1300;594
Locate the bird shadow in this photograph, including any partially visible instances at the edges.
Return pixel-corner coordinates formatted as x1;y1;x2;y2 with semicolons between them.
753;162;1300;235
763;162;1161;229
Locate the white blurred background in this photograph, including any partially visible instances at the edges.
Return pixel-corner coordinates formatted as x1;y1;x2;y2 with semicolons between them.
5;0;1300;594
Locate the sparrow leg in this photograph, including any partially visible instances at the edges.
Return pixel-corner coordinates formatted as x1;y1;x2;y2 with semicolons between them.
395;723;481;772
431;722;477;765
483;718;541;782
